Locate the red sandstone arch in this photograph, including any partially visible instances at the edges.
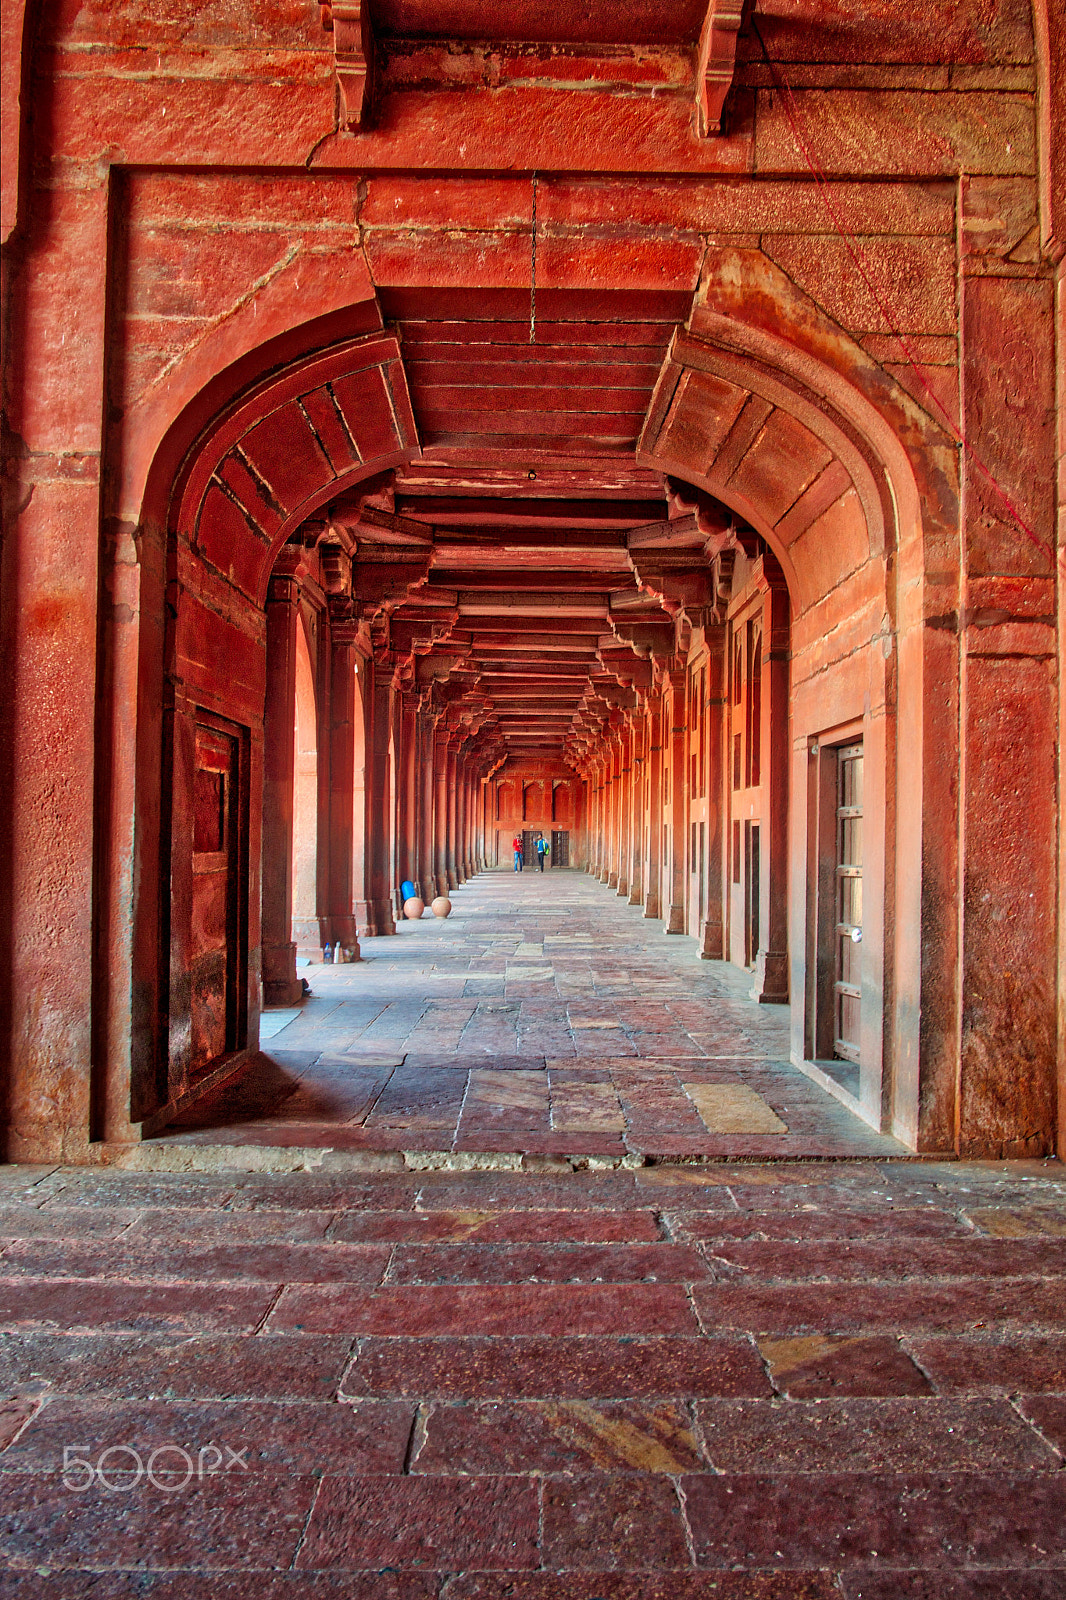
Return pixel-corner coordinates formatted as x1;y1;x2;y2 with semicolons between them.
123;275;955;1150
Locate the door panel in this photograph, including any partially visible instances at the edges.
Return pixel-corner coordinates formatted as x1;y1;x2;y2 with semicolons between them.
834;744;863;1063
189;723;242;1077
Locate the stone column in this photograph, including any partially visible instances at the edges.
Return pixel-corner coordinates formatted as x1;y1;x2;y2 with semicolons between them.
417;708;438;901
433;729;450;896
457;755;469;881
616;721;632;897
951;261;1058;1156
752;564;789;1002
665;671;688;934
444;740;459;889
603;733;619;887
395;689;418;915
359;654;397;936
643;691;664;920
320;612;361;958
628;713;645;906
261;570;303;1005
699;624;728;959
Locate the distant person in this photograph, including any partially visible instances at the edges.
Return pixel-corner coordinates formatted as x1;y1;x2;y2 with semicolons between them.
535;835;549;872
512;834;523;872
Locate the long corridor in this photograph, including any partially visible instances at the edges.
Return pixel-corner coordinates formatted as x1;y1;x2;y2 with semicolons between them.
156;870;905;1165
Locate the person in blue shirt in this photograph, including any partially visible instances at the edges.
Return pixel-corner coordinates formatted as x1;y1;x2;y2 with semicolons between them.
535;835;549;872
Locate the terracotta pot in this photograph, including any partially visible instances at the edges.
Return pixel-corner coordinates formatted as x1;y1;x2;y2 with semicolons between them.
403;896;425;919
430;896;452;918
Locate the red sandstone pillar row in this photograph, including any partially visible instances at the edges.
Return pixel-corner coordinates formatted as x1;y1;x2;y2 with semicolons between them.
699;626;727;959
321;619;362;959
665;671;688;934
752;569;789;1003
359;656;397;937
261;571;304;1006
643;694;664;920
616;722;632;897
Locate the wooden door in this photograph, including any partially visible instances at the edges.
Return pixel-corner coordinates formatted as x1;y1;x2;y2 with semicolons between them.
834;744;863;1063
189;723;243;1076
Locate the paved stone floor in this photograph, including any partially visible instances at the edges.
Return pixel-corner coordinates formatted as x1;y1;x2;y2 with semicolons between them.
157;868;907;1163
2;872;1063;1592
0;1156;1064;1594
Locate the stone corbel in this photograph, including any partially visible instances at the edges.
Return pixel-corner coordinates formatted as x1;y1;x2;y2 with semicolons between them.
695;0;749;137
752;549;788;595
752;550;790;656
321;0;375;131
266;571;300;607
357;504;434;548
326;593;360;644
320;542;353;598
629;556;716;625
352;554;433;619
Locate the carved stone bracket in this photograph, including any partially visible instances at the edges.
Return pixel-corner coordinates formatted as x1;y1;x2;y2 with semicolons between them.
321;1;374;131
695;1;749;137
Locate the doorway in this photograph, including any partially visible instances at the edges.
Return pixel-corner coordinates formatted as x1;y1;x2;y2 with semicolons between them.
187;717;247;1079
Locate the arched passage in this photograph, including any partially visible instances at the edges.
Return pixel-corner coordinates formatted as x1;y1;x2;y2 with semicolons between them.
86;269;1047;1164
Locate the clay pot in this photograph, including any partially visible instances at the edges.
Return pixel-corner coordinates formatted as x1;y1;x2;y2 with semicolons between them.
403;896;425;919
430;896;452;918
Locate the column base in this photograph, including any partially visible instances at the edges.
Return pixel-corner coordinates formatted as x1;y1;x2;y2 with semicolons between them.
616;876;628;896
628;886;642;906
607;871;618;888
751;948;789;1004
318;917;361;959
698;914;724;960
642;893;661;919
262;941;303;1006
356;899;396;937
664;905;686;934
